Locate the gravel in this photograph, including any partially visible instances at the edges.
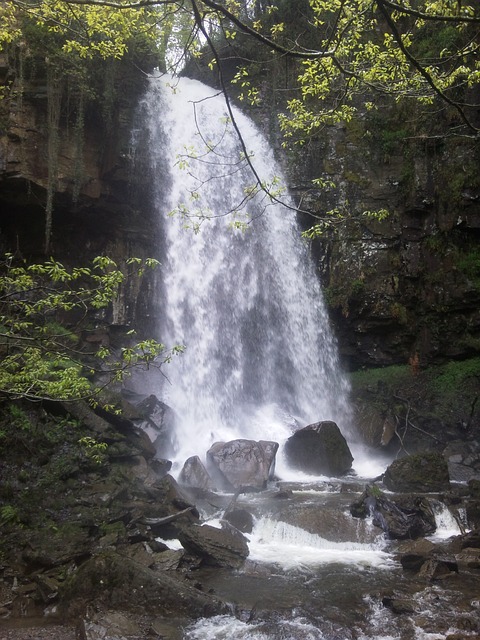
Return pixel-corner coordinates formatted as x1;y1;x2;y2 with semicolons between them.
0;624;76;640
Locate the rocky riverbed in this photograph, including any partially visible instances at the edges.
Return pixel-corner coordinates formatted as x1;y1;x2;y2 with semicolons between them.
1;395;480;639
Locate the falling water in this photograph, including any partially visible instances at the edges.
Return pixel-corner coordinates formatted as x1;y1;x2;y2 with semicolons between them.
141;74;351;468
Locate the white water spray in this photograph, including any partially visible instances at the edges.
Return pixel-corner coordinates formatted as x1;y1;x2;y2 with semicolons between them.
248;517;391;570
141;75;351;469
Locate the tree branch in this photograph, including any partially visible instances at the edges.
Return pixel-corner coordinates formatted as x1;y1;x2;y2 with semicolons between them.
377;0;479;133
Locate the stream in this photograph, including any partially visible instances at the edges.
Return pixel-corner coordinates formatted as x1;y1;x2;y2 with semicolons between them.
153;477;479;640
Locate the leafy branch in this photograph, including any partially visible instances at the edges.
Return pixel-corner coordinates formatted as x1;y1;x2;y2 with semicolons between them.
0;254;183;403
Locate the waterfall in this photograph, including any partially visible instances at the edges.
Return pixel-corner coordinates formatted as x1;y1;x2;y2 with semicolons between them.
140;74;351;469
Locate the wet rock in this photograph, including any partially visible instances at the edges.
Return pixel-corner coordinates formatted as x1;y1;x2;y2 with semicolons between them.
177;523;249;568
179;455;215;491
468;479;480;500
275;505;378;543
59;400;157;461
396;538;437;572
355;404;396;448
206;439;278;492
382;595;416;614
21;523;93;568
150;458;173;478
444;441;480;483
417;556;458;581
223;509;254;534
284;421;353;476
350;486;436;539
383;452;450;492
34;574;60;603
128;394;178;459
460;530;480;549
61;551;227;618
455;547;480;570
78;610;142;639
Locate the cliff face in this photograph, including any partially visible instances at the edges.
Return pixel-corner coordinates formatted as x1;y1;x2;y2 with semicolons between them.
289;117;480;370
0;54;160;333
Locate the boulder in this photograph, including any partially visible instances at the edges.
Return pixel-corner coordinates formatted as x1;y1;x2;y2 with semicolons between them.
444;441;480;483
206;439;278;492
274;505;378;544
382;596;416;615
383;452;450;493
130;394;178;459
61;551;227;618
79;400;158;460
350;486;436;539
417;556;458;581
396;538;437;572
223;509;254;534
179;455;215;491
78;611;142;640
177;523;249;568
284;421;353;476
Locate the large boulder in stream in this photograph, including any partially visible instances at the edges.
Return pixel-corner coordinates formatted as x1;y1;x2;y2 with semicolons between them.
284;421;353;476
383;452;450;493
206;439;278;492
351;486;436;539
177;522;249;568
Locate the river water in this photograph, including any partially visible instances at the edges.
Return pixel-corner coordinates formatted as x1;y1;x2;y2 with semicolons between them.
153;479;476;640
136;76;479;639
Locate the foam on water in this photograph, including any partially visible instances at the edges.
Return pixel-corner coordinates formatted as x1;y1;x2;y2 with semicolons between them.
428;502;463;541
184;615;326;640
247;517;391;570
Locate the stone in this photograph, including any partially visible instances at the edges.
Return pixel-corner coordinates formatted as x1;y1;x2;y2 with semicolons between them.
130;394;178;459
284;421;353;476
455;547;480;570
444;441;480;483
417;556;458;581
206;439;278;492
77;611;142;640
179;455;215;491
383;452;450;493
61;551;227;618
382;596;416;614
351;487;437;540
397;538;437;572
177;523;249;568
223;509;254;534
274;504;378;544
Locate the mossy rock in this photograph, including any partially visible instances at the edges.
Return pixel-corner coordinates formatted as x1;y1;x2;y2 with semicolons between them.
383;452;450;493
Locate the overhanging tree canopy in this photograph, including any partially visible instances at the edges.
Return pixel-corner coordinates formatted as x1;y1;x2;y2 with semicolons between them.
2;0;478;132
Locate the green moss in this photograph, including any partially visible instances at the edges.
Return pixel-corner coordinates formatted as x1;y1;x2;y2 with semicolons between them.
344;170;371;188
350;364;410;391
432;358;480;395
390;302;408;325
456;248;480;289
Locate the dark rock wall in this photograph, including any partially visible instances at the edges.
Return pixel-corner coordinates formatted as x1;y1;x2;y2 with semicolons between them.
288;119;480;370
0;54;162;335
